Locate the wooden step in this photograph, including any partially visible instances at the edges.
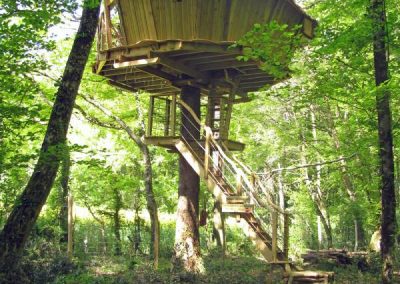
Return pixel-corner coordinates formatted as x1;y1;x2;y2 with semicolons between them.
222;203;254;213
226;196;250;204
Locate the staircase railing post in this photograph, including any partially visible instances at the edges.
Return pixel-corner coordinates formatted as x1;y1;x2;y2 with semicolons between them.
271;210;278;262
283;213;290;261
164;99;171;136
170;94;176;136
204;129;211;179
147;96;154;136
236;173;243;195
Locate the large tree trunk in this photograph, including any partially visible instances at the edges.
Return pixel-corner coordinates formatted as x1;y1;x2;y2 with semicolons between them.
0;2;99;274
172;86;204;274
370;0;396;282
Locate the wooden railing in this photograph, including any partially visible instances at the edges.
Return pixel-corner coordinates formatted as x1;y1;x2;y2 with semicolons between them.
97;0;125;52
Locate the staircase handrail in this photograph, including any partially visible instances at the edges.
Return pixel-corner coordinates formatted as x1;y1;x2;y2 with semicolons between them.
177;99;287;216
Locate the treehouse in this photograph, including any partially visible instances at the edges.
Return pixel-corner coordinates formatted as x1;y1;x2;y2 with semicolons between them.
93;1;331;282
94;0;314;149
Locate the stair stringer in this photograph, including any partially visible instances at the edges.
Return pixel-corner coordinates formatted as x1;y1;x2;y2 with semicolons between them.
175;140;276;262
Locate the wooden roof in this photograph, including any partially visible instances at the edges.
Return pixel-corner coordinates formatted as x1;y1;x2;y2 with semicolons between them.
116;0;314;44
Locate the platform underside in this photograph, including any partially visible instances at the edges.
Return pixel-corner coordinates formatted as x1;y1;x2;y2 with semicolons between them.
94;40;282;99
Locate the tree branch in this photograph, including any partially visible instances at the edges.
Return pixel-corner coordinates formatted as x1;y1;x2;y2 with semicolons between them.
262;153;357;174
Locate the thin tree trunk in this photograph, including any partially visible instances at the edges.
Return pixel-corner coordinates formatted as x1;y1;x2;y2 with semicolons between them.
59;145;70;247
67;194;74;260
113;189;122;256
325;105;364;249
81;94;160;268
370;0;396;282
173;86;204;274
0;3;99;274
309;107;333;248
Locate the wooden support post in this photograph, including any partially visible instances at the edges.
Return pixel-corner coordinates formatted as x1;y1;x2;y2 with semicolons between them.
147;96;154;136
204;130;211;179
283;213;290;261
169;94;177;136
213;200;226;255
271;211;278;262
103;0;113;49
236;173;243;195
164;99;171;136
67;194;74;260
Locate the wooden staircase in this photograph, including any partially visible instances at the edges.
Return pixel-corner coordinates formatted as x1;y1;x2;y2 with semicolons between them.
174;101;334;283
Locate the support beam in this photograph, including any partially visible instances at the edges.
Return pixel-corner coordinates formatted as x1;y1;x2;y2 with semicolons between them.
213;200;226;255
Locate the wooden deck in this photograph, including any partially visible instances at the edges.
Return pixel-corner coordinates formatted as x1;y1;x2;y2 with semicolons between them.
94;40;282;98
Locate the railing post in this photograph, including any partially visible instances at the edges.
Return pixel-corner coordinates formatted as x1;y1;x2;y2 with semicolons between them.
103;0;113;49
204;129;211;179
236;173;243;195
164;99;171;136
283;213;290;261
271;210;278;262
147;96;154;136
170;94;177;136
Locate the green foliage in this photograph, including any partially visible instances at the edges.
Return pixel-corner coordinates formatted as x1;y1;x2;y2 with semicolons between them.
233;21;303;79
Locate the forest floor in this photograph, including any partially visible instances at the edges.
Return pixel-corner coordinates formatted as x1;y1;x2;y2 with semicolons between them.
50;254;387;284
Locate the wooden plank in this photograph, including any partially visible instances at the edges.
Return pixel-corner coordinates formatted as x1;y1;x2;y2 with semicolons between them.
164;99;171;136
204;130;211;179
169;95;177;136
156;54;209;81
226;196;249;204
137;66;177;81
113;57;160;69
222;203;254;213
196;60;256;71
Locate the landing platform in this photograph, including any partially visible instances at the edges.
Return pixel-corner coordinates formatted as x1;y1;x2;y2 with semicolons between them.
94;40;281;98
143;136;245;152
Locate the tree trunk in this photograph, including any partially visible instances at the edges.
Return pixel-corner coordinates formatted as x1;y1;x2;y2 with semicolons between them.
0;2;99;274
173;86;204;274
113;189;122;256
325;105;364;249
370;0;396;282
142;146;160;268
309;108;333;248
81;94;160;268
59;145;70;246
67;194;74;260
